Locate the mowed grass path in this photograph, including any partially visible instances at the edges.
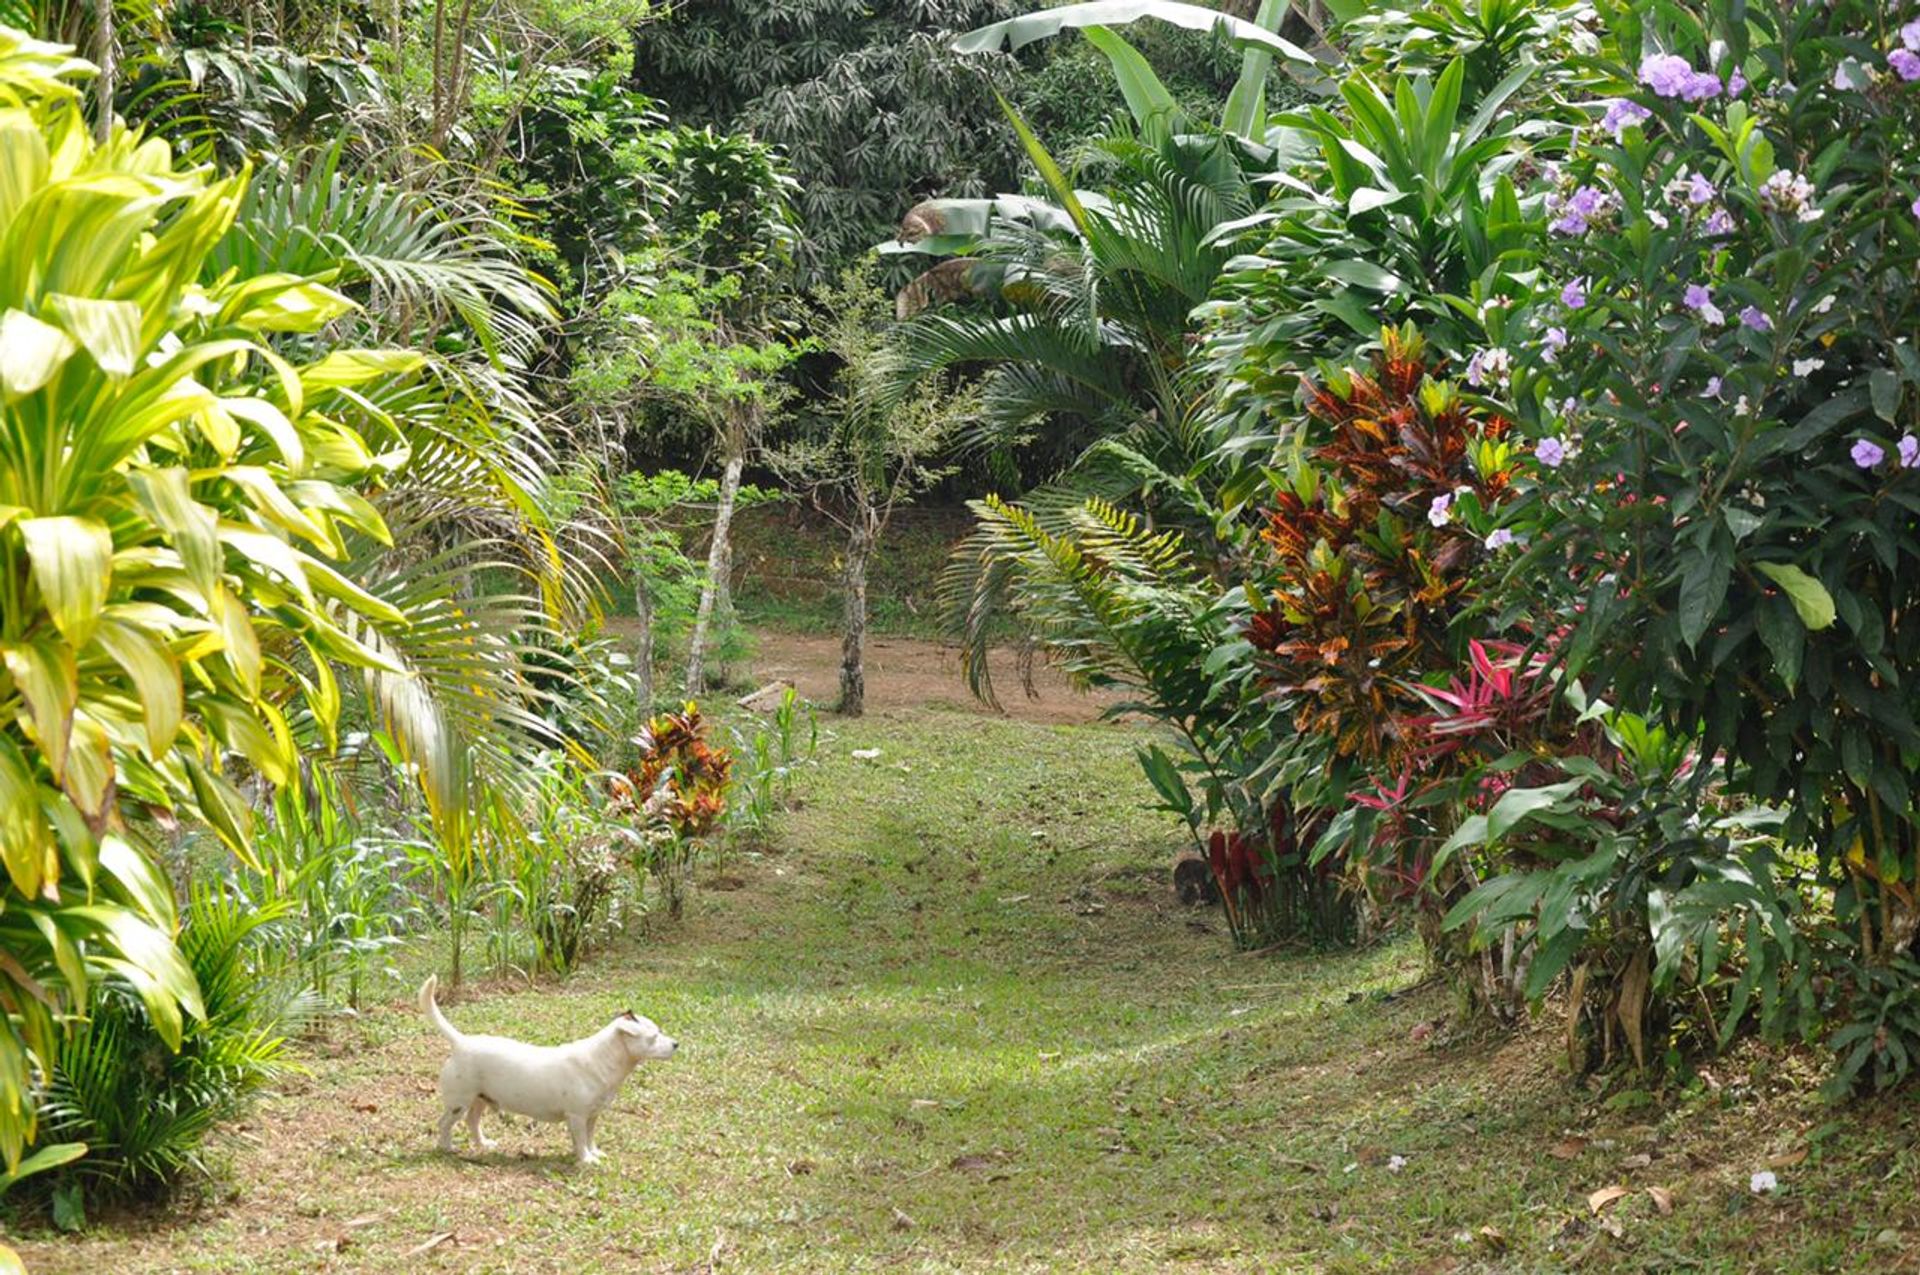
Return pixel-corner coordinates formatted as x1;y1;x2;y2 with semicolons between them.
15;707;1920;1273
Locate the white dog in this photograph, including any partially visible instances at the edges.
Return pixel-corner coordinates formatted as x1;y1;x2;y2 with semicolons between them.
419;975;678;1164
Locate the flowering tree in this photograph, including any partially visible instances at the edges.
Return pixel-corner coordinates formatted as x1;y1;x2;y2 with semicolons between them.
1474;0;1920;1074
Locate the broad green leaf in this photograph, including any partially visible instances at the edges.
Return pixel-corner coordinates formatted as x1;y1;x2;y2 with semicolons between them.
0;1141;86;1194
1755;592;1805;690
128;467;221;595
1870;368;1901;423
1082;27;1184;137
18;516;111;649
1677;543;1732;649
1486;778;1588;840
1754;561;1836;631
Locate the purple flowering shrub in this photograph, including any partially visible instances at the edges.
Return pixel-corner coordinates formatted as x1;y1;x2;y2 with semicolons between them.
1471;0;1920;1085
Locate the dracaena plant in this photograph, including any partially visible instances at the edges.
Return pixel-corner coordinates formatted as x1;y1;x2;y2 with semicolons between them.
0;27;437;1173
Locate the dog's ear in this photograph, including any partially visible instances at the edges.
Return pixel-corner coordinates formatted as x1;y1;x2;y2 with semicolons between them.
620;1009;638;1021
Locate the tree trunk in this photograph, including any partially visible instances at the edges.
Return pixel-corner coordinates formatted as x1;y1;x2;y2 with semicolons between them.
92;0;114;144
838;500;876;716
685;446;745;697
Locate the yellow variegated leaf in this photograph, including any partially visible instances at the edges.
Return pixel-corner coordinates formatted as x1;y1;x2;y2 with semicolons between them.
2;639;76;781
0;737;52;897
46;293;141;376
183;752;255;868
0;307;77;397
92;615;184;758
221;395;304;471
224;466;328;547
60;711;112;820
217;523;313;604
300;348;425;392
208;585;262;696
18;515;111;649
98;834;177;929
127;467;220;595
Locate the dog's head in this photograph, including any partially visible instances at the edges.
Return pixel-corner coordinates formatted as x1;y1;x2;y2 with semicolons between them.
614;1009;678;1061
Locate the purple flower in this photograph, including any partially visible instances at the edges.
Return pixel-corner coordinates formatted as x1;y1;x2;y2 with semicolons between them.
1739;305;1771;332
1600;97;1653;140
1485;529;1517;550
1536;436;1568;468
1640;53;1690;95
1466;347;1512;389
1428;493;1453;527
1685;283;1724;325
1727;69;1748;95
1561;277;1588;309
1892;49;1920;82
1912;195;1920;221
1853;438;1886;469
1543;326;1568;363
1901;434;1919;468
1686;171;1715;205
1834;60;1869;92
1549;185;1611;237
1906;19;1920;52
1704;208;1735;236
1704;376;1723;399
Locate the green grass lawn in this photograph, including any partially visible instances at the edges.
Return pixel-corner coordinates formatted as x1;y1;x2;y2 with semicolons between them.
13;707;1920;1273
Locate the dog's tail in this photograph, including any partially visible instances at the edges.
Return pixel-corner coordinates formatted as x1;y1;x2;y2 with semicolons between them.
419;974;461;1043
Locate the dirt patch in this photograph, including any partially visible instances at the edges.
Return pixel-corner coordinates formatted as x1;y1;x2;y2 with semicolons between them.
615;623;1123;725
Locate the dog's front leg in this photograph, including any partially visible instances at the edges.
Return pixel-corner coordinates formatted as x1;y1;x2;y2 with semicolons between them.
567;1113;601;1164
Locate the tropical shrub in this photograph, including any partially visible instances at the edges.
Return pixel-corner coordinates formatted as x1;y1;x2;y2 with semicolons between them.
613;704;735;918
0;27;442;1171
1473;0;1920;1077
32;887;315;1209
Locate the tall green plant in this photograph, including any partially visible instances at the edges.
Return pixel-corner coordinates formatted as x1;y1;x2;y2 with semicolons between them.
0;26;471;1176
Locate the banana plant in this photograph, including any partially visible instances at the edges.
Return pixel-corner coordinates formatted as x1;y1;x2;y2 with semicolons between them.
0;26;448;1172
955;0;1331;137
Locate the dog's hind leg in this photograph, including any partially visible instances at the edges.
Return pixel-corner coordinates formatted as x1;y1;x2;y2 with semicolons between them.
465;1097;497;1150
436;1100;464;1153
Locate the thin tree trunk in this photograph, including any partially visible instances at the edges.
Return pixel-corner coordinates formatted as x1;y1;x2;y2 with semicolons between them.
93;0;114;144
839;499;876;716
685;445;745;696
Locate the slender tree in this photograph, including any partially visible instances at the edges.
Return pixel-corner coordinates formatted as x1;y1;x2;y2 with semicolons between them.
770;264;971;714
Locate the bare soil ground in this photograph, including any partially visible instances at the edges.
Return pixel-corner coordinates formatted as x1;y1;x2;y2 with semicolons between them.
739;630;1120;725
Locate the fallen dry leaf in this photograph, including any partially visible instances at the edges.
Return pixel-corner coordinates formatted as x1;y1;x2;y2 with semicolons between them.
890;1206;916;1231
402;1232;455;1258
785;1159;816;1177
1588;1185;1632;1216
949;1154;996;1173
1768;1147;1809;1169
1549;1137;1588;1160
1619;1153;1652;1170
350;1101;378;1114
1476;1225;1509;1253
344;1213;388;1230
1647;1186;1674;1215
